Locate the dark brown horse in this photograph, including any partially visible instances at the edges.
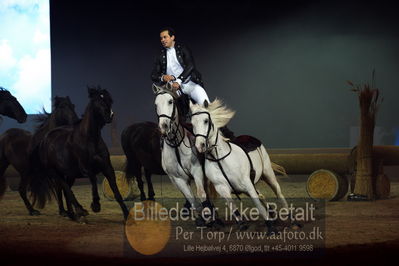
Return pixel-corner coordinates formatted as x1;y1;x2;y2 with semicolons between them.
121;122;165;201
0;97;78;215
30;87;129;222
0;87;27;123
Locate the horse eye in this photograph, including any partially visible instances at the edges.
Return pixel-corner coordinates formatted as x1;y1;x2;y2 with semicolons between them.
168;99;173;105
204;119;208;124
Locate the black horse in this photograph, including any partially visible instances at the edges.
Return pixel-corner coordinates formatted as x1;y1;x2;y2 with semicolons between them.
0;97;78;215
121;122;165;201
30;87;129;222
0;87;27;123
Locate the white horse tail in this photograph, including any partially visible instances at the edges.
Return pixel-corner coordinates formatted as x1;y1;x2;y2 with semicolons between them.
258;145;287;177
271;162;288;176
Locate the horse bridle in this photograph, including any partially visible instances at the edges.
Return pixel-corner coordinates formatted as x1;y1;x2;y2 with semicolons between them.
190;111;217;152
190;110;237;199
155;91;177;121
155;91;185;148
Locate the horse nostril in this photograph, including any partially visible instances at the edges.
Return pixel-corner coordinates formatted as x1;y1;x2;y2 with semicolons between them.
200;143;205;149
162;123;168;130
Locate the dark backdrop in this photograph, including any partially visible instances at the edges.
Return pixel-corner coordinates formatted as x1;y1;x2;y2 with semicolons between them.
4;0;398;149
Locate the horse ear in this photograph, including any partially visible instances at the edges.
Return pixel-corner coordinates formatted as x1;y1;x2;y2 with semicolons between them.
88;87;97;98
203;100;209;108
152;83;162;94
54;96;60;105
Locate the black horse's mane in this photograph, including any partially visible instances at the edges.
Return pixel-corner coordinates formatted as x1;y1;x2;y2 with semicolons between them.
32;108;51;131
0;87;12;98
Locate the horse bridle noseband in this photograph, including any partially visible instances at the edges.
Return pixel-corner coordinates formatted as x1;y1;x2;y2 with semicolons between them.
155;91;186;148
190;111;232;161
155;91;177;122
190;111;214;150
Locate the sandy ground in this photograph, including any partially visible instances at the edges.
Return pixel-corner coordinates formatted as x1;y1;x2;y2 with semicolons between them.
1;175;399;265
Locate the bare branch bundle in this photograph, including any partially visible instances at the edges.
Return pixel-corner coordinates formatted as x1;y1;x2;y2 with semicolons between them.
348;71;383;199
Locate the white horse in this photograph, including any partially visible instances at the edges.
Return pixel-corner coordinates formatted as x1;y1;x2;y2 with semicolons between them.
153;84;213;224
189;99;288;232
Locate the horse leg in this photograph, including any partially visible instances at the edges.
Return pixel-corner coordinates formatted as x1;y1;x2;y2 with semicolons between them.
261;161;288;209
246;185;277;235
191;166;207;203
57;176;88;222
144;169;155;201
46;169;68;217
55;182;68;217
67;177;89;217
125;157;146;201
18;173;40;215
170;176;204;226
191;166;223;226
135;167;146;201
89;174;101;212
102;166;129;220
214;184;248;230
0;158;9;199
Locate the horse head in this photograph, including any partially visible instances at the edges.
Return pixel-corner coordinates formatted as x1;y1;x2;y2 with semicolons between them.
52;96;79;126
189;99;235;153
0;87;27;123
152;83;179;98
154;85;179;137
88;86;114;125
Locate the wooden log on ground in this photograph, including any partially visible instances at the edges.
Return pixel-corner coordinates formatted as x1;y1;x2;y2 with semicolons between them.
102;170;139;201
270;153;350;175
375;174;390;199
306;169;349;201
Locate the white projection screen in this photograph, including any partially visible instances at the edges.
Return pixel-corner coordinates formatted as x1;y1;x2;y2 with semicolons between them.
0;0;51;114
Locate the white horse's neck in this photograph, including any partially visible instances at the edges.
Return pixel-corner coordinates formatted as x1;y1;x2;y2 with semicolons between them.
207;128;230;159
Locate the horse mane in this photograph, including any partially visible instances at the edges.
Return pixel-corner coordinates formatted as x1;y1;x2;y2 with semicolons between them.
205;98;236;129
0;87;11;98
88;85;113;104
32;108;51;131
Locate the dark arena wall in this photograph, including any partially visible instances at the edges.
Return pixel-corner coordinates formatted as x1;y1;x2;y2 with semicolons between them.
46;0;399;151
1;0;399;265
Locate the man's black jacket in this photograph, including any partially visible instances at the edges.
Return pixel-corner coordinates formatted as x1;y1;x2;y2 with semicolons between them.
151;43;204;87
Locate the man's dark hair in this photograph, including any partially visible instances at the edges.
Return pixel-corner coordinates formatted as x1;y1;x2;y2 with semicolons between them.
160;27;176;37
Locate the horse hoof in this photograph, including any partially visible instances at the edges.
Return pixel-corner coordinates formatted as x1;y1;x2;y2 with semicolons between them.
291;222;303;230
80;209;89;216
140;195;147;201
267;226;278;236
77;216;88;224
30;210;41;216
148;197;156;201
214;218;225;227
59;210;69;217
66;211;76;220
181;208;191;218
195;216;206;227
208;218;225;229
239;222;249;231
91;202;101;213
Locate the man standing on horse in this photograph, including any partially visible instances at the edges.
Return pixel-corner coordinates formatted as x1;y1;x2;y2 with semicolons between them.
151;27;210;119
